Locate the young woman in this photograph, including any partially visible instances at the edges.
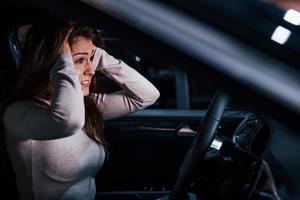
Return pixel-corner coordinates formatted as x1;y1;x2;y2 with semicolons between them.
1;22;159;200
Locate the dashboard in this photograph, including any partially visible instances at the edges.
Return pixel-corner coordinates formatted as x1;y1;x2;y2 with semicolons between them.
232;114;270;158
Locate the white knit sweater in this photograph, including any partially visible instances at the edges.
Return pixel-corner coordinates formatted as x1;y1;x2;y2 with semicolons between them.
3;47;160;200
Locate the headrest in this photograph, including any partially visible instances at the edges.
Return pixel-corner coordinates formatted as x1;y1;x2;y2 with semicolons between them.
8;28;23;68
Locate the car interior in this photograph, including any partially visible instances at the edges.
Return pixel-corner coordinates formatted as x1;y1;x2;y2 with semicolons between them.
1;0;300;200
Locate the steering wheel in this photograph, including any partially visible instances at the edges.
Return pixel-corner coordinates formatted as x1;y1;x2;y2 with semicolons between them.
164;91;230;200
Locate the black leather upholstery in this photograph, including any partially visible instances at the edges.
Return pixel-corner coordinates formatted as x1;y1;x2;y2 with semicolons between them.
0;27;23;200
0;27;24;97
8;28;23;68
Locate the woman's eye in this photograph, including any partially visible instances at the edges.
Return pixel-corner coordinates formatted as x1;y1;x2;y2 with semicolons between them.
75;58;84;64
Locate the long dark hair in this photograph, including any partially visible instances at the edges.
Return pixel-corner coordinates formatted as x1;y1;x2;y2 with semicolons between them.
0;22;107;146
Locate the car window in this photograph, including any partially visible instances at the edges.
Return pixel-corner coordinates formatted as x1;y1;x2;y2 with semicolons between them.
96;36;216;110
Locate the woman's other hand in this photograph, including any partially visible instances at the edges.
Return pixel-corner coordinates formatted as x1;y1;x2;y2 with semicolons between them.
59;29;72;54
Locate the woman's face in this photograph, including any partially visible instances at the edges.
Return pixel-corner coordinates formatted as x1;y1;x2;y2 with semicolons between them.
70;36;96;96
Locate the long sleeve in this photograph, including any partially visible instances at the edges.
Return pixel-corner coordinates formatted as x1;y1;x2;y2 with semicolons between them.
4;53;85;140
91;48;160;120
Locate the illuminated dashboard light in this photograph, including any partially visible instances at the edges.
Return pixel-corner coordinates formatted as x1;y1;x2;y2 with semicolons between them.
210;138;223;150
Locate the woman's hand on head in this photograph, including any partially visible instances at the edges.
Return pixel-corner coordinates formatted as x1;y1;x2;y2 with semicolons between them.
59;29;72;54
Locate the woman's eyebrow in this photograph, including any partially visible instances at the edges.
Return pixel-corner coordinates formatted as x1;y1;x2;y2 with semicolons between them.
72;52;88;56
72;49;96;57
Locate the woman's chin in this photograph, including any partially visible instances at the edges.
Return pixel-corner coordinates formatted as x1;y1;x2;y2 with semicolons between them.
83;90;89;96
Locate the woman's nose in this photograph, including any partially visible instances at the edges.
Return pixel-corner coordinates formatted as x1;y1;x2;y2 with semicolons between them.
85;61;95;76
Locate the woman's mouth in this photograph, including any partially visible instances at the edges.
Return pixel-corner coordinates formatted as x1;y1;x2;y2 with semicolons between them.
81;80;90;87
